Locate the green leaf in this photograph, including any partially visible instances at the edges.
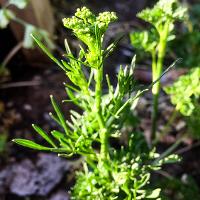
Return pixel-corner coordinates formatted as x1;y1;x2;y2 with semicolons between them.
12;139;52;150
51;130;74;149
51;130;69;141
49;147;71;153
51;130;63;138
31;34;65;71
49;112;62;126
32;124;56;147
64;38;72;55
65;88;80;107
164;67;200;116
50;95;69;135
40;30;55;50
130;29;158;53
130;55;136;76
23;26;54;50
13;139;71;154
9;0;29;9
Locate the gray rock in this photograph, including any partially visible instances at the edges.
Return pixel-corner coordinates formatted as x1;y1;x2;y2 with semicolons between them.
0;153;70;196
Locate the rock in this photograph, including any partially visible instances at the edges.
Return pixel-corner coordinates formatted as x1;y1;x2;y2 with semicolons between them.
0;153;70;197
10;159;36;196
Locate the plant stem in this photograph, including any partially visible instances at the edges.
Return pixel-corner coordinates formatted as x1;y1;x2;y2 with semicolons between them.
151;92;159;141
152;50;157;81
95;65;109;162
151;22;170;141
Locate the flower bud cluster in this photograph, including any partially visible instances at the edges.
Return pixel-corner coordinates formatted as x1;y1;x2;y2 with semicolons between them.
63;7;117;44
63;7;117;68
96;11;117;31
138;0;187;27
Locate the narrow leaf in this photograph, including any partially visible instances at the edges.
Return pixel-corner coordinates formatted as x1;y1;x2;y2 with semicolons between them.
50;95;69;135
49;112;62;126
65;88;80;106
31;34;66;71
64;38;72;55
51;130;67;141
32;124;56;147
12;139;51;150
50;147;71;153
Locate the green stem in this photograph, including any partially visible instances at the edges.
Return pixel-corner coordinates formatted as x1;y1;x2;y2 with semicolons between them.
152;50;157;82
151;22;170;141
151;92;159;141
95;65;109;162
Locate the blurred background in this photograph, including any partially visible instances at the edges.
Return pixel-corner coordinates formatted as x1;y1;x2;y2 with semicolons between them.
0;0;200;199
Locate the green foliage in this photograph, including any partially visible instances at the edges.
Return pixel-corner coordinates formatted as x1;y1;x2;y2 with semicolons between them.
130;29;158;53
130;0;187;138
72;133;179;200
165;68;200;116
165;67;200;138
130;0;187;52
130;0;187;84
13;7;179;199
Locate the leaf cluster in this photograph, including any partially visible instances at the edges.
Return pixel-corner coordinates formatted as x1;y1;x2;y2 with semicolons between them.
165;67;200;116
165;67;200;138
72;133;179;200
130;0;187;55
